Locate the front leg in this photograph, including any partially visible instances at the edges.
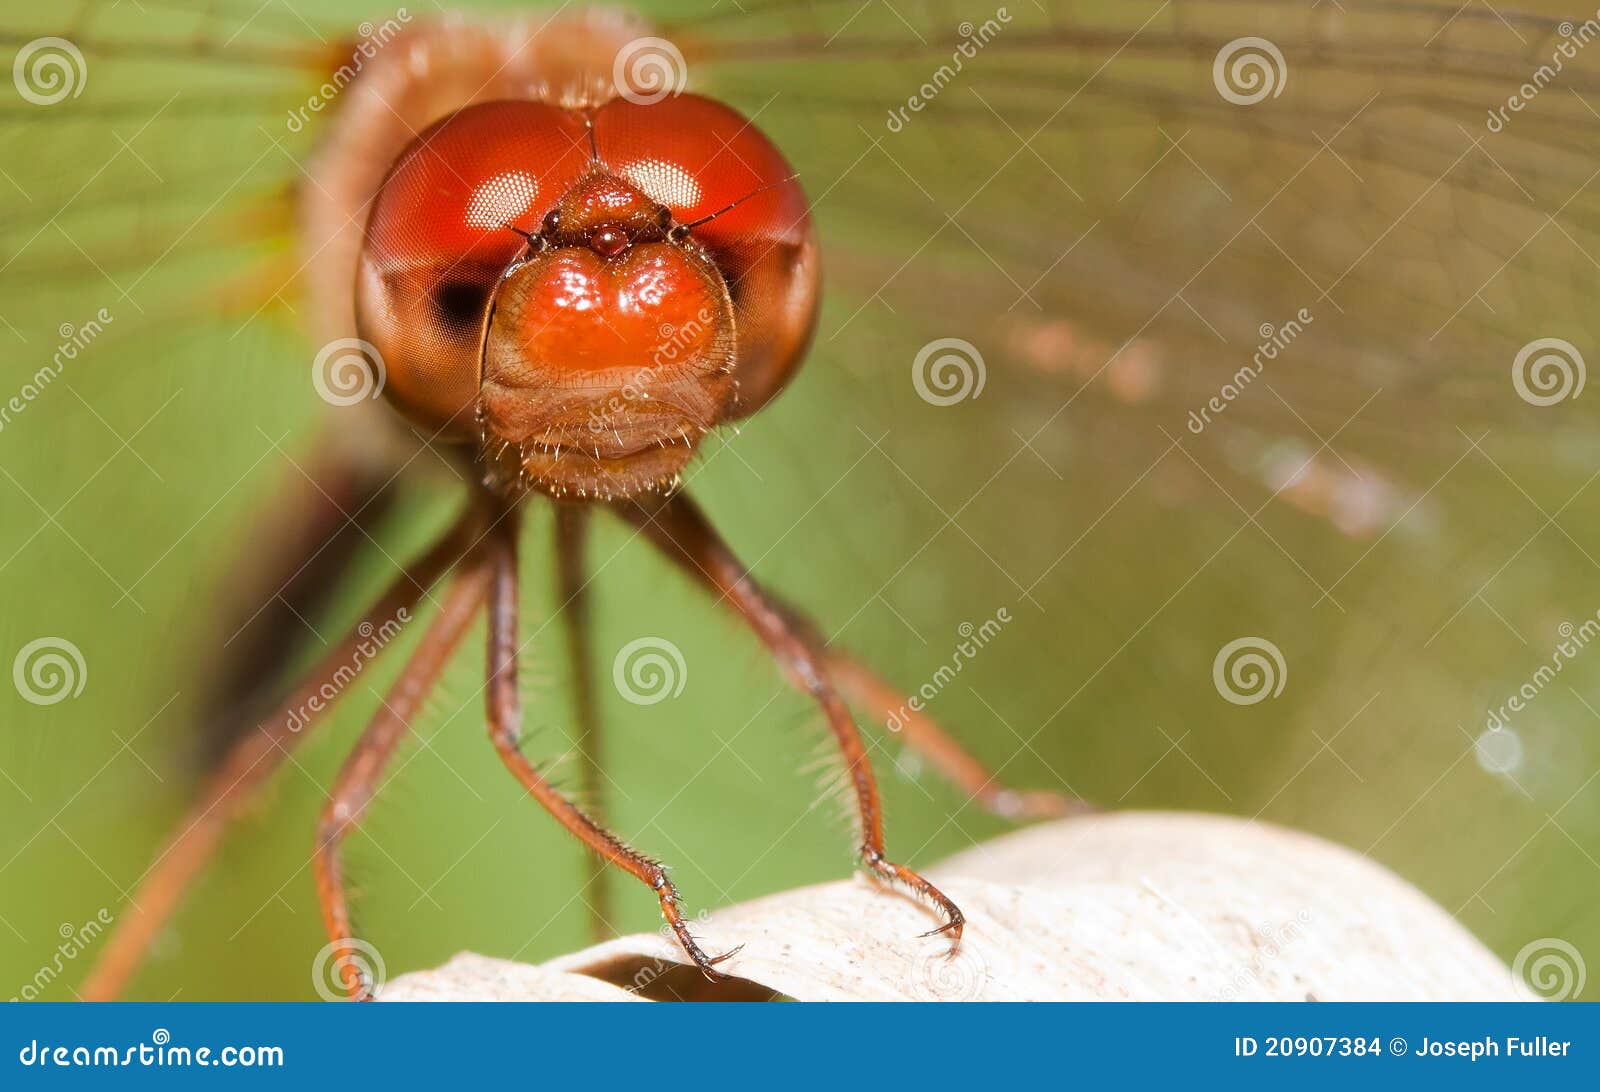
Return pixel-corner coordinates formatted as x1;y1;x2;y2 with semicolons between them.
313;550;493;999
616;492;964;943
768;601;1094;822
484;500;738;977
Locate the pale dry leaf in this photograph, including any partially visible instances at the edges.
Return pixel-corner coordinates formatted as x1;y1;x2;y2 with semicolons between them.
379;953;644;1002
382;812;1521;1002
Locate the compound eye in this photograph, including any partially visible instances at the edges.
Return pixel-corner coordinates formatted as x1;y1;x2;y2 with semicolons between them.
593;94;818;417
356;101;591;435
594;94;809;264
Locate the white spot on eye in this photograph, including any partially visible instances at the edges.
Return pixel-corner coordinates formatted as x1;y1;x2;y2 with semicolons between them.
621;158;702;209
465;170;539;229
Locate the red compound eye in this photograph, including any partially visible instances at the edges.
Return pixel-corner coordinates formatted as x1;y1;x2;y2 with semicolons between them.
356;101;591;435
594;95;817;414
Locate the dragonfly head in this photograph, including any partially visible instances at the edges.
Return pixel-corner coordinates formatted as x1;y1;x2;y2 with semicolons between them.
476;168;737;500
354;94;818;501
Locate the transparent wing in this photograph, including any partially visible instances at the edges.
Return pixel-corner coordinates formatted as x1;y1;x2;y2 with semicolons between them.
685;0;1600;442
681;0;1600;963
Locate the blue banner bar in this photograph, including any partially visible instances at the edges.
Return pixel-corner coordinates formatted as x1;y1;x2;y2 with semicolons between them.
4;1003;1595;1088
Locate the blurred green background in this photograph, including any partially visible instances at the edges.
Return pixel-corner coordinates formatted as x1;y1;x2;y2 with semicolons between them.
2;0;1597;1000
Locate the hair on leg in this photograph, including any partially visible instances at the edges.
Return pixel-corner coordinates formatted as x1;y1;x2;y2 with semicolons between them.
616;492;964;943
486;501;738;978
313;545;493;1000
81;497;486;1001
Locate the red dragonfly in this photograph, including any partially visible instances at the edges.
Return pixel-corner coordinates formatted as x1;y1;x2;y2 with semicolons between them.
2;1;1596;999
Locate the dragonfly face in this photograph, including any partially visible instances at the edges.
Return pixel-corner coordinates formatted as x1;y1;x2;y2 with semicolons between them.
476;165;739;500
6;0;1600;1001
353;92;817;499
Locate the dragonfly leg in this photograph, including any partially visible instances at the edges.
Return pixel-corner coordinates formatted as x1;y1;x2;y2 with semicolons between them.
616;492;965;945
80;497;487;1001
312;545;492;1000
815;644;1095;821
553;503;615;942
487;504;738;979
